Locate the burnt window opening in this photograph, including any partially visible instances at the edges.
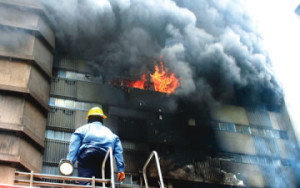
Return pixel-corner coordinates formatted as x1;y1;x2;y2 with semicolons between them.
118;117;147;141
149;143;175;155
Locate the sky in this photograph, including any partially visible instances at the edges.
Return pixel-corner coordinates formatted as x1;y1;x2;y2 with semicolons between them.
244;0;300;143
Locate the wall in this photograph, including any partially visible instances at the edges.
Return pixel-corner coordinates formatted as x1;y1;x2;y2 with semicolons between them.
0;0;54;184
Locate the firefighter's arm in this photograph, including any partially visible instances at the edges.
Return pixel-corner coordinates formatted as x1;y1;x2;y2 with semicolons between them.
67;132;82;164
113;136;125;181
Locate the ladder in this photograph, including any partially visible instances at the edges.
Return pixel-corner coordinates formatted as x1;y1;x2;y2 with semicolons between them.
14;149;164;188
142;151;164;188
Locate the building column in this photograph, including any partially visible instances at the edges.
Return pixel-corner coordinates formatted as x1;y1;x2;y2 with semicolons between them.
0;0;55;184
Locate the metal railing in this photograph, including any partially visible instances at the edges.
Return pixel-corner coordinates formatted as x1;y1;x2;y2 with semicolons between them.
102;147;115;188
14;171;110;187
14;147;115;188
142;151;164;188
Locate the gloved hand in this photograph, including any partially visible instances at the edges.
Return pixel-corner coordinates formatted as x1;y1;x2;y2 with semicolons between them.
117;172;125;182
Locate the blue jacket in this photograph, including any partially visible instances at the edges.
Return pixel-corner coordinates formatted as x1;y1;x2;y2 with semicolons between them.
67;121;125;172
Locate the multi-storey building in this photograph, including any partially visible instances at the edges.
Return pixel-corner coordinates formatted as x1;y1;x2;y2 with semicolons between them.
0;0;299;187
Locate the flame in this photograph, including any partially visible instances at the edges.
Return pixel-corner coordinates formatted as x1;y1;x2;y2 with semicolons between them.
124;60;180;94
150;62;180;94
127;74;147;89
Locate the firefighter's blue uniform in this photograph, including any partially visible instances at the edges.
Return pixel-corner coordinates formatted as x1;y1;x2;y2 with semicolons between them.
67;121;125;176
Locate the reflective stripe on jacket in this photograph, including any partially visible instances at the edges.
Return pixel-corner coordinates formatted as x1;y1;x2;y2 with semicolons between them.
67;121;125;172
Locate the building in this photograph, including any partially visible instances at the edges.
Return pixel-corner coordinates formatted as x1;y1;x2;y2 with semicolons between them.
0;0;54;184
0;0;299;187
295;4;300;16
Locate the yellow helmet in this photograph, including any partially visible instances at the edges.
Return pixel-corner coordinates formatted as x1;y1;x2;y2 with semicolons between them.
86;107;107;120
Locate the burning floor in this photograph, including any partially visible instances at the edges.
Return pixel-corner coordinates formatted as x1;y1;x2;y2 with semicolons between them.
110;61;180;95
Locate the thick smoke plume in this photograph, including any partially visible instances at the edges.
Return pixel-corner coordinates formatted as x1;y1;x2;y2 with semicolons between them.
42;0;283;108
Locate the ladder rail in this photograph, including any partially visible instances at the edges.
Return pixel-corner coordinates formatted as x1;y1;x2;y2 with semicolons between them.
143;151;164;188
101;147;115;188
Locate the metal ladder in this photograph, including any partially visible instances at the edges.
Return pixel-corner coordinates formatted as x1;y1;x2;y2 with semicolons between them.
143;151;165;188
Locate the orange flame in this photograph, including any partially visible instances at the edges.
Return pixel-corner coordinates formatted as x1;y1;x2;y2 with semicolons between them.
127;74;147;89
124;61;180;94
150;62;180;94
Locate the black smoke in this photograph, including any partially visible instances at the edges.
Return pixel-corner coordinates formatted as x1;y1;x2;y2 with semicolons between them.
42;0;283;109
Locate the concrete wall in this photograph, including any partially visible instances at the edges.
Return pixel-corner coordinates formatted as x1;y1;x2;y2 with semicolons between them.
210;105;249;125
0;165;16;184
215;131;256;155
23;100;47;141
0;28;53;76
0;59;50;106
0;59;31;88
0;94;46;145
0;2;54;47
0;131;43;172
0;0;54;184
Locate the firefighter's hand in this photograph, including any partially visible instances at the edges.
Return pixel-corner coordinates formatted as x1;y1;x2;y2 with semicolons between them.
117;172;125;182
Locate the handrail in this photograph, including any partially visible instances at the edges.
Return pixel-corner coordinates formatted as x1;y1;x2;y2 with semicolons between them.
143;151;164;188
101;147;115;188
15;171;110;183
15;171;110;188
14;147;115;188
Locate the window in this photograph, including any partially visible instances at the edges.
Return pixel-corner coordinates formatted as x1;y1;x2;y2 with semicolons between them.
55;70;103;83
49;97;102;111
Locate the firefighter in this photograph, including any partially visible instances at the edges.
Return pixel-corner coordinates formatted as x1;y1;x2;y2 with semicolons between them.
66;107;125;184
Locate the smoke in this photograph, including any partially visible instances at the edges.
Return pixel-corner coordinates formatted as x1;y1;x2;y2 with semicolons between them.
41;0;283;108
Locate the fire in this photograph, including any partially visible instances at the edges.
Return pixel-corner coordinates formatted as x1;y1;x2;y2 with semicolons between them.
150;62;180;94
127;74;146;89
125;61;180;94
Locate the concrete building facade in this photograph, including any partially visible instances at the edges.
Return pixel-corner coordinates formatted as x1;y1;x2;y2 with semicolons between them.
0;0;54;184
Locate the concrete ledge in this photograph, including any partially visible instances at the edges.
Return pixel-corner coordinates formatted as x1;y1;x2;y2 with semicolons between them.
0;153;39;172
0;27;53;78
0;23;54;49
0;122;44;149
0;52;52;79
0;84;48;112
0;0;43;11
